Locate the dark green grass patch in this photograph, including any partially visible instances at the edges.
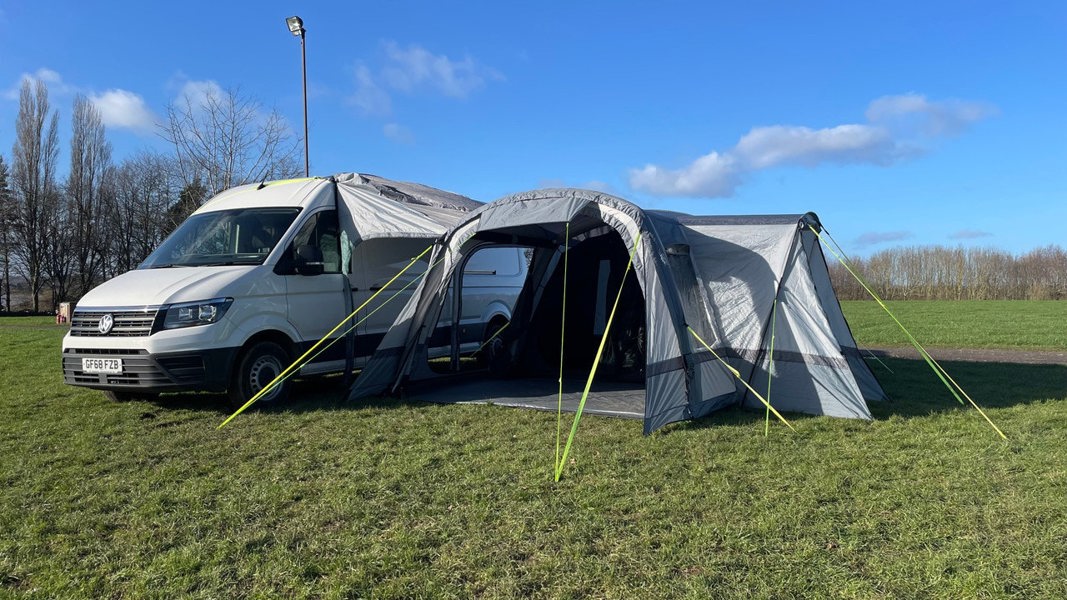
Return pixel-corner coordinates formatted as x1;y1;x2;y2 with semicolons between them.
2;317;1066;598
841;300;1067;350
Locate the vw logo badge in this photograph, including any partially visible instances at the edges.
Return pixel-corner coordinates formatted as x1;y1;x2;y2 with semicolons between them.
98;313;114;335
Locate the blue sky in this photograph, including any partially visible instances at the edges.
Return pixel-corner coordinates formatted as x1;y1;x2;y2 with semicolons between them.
1;1;1064;255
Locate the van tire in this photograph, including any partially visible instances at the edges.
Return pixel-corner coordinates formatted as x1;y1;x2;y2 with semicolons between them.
229;341;291;409
482;317;510;375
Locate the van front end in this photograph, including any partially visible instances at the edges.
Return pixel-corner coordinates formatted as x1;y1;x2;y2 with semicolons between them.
61;299;240;396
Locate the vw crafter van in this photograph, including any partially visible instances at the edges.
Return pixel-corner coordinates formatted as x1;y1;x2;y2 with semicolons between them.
61;174;527;406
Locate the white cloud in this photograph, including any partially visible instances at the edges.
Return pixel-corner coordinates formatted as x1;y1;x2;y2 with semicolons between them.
855;231;913;247
351;65;392;116
949;229;993;240
382;122;414;144
733;124;904;169
176;79;224;109
348;41;502;120
89;89;157;133
630;151;741;197
4;67;77;100
630;94;996;198
866;93;997;137
381;41;502;99
581;180;616;194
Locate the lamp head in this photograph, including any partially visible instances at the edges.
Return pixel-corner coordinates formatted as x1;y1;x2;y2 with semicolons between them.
286;16;304;36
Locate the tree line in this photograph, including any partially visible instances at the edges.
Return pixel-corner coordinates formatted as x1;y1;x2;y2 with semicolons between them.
0;79;301;312
828;244;1067;301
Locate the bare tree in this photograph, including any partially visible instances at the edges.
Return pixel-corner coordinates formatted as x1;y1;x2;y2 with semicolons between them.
159;85;302;203
0;154;12;311
104;151;176;275
10;79;60;313
67;95;112;297
41;186;73;307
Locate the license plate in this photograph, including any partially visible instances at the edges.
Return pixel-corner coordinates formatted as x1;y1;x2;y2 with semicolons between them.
82;357;123;374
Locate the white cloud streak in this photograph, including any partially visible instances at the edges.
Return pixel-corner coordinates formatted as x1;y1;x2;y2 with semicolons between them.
382;122;414;144
4;67;77;99
630;94;996;198
349;40;502;139
855;231;913;247
351;65;392;116
381;41;503;98
89;89;157;133
949;229;994;240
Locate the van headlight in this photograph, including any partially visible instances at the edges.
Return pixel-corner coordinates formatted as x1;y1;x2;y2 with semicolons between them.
159;298;234;330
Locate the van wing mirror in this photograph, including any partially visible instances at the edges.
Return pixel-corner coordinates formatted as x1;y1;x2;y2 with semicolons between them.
294;244;325;276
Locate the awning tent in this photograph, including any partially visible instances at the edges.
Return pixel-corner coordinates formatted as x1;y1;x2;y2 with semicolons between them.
348;188;885;434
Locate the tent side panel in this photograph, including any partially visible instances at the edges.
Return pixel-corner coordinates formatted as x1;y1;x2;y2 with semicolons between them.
682;223;795;382
744;241;871;419
743;361;873;419
802;231;887;401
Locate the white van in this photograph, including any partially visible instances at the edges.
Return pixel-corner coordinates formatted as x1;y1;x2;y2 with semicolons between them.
61;174;527;406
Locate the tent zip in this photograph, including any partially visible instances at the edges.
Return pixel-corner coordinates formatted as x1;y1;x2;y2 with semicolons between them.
218;244;436;429
815;228;1007;440
746;222;800;434
765;298;778;437
555;231;641;482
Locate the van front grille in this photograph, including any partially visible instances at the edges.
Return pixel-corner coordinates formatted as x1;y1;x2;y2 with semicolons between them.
70;309;159;337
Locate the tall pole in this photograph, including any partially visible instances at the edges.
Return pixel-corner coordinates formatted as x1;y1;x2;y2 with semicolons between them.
300;28;309;177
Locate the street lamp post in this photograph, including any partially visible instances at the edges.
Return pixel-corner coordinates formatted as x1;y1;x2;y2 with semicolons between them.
286;15;309;177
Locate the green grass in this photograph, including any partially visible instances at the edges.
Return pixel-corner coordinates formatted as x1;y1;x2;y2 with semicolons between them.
841;300;1067;350
2;310;1066;598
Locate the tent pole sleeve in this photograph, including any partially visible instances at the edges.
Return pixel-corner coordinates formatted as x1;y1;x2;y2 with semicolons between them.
555;231;642;482
218;244;435;429
687;326;796;432
815;228;1007;441
556;222;570;474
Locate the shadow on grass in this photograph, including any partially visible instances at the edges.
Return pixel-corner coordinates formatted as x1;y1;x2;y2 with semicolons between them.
144;358;1067;429
147;374;431;416
867;357;1067;419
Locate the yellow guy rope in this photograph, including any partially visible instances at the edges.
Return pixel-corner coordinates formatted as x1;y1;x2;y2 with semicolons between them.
217;244;435;429
554;232;641;482
468;321;510;359
289;251;453;374
813;228;1007;440
687;326;796;432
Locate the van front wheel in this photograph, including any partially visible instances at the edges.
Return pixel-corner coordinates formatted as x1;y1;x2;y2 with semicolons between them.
229;341;291;409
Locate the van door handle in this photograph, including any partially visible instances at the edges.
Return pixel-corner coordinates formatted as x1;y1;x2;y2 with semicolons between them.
350;287;359;292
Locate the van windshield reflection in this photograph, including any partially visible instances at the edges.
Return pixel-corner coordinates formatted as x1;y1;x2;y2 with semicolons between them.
140;208;301;269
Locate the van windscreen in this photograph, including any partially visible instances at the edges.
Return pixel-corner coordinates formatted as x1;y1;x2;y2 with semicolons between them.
140;208;301;268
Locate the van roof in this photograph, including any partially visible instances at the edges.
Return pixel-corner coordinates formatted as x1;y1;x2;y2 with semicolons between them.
194;178;328;213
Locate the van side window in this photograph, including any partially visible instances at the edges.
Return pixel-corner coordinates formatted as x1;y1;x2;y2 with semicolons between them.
288;210;342;274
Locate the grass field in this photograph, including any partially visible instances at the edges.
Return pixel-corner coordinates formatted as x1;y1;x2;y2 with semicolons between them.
2;303;1066;598
840;300;1067;350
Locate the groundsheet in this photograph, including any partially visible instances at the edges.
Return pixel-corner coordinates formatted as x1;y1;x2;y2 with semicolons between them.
403;376;645;418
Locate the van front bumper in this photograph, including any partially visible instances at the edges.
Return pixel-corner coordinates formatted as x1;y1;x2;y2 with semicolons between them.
61;347;238;393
